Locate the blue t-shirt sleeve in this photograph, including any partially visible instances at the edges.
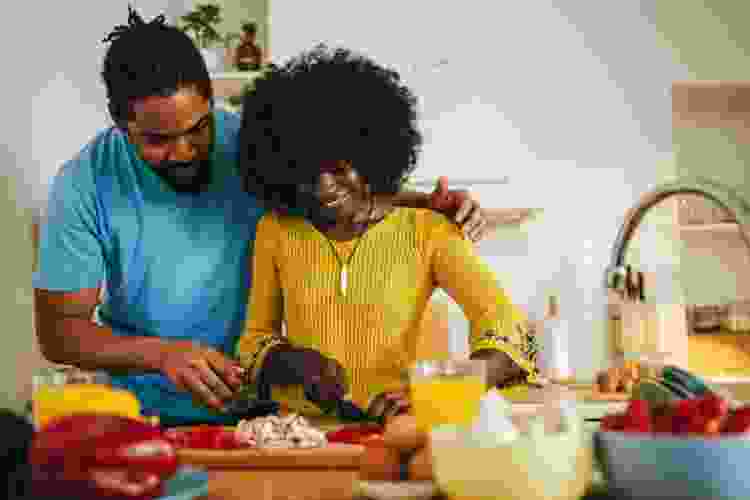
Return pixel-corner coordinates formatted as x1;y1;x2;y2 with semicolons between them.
33;161;106;291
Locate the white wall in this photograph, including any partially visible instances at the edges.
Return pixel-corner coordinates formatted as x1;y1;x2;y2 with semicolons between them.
0;0;181;411
11;0;184;216
268;0;690;379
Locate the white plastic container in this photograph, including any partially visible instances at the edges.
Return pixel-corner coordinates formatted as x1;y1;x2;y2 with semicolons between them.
536;295;572;382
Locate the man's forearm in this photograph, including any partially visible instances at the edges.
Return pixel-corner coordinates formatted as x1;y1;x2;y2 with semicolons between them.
38;317;168;375
388;190;431;209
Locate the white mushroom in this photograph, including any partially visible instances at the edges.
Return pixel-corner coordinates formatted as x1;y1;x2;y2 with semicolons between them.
235;413;327;449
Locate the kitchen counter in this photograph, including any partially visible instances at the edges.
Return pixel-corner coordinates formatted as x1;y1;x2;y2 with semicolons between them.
190;385;621;500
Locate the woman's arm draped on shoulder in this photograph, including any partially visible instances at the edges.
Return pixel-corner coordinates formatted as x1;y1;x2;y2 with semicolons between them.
235;214;287;383
425;211;538;386
33;164;169;373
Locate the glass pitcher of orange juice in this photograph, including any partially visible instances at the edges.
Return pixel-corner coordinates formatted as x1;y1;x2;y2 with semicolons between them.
410;359;486;431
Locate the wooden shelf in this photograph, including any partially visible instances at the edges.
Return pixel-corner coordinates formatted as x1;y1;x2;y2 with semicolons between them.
679;222;740;233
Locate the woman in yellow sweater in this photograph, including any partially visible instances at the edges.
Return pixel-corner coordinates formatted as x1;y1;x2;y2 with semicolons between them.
236;45;538;420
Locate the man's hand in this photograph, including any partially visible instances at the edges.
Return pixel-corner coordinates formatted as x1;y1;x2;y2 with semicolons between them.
259;347;348;405
367;390;411;422
159;340;245;411
429;177;486;242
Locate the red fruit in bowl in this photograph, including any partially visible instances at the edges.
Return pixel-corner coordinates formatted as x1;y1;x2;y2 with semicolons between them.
699;394;729;419
673;399;700;419
29;414;178;500
600;414;627;431
687;414;709;435
623;400;651;433
704;417;722;436
625;400;649;418
652;413;674;434
670;414;692;435
724;407;750;434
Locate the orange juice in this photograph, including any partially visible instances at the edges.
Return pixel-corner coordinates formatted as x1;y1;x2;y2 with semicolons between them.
411;375;485;430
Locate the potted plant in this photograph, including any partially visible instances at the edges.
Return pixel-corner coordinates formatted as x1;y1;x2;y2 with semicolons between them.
180;3;224;71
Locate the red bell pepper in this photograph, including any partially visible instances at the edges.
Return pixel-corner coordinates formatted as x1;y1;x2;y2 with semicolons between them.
29;414;179;500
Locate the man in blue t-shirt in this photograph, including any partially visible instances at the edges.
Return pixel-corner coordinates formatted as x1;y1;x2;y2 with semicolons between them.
33;7;488;426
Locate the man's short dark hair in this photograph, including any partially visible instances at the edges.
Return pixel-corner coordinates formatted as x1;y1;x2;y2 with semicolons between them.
101;5;213;127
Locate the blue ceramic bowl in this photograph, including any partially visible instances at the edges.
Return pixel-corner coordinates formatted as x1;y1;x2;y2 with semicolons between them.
594;431;750;499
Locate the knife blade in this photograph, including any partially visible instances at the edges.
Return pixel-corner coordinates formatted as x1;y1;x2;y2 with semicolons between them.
222;397;281;419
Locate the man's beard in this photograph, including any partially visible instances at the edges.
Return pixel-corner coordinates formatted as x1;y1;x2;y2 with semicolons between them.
150;159;212;194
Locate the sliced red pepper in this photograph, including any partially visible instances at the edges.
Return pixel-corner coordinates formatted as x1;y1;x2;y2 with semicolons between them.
326;424;384;445
163;428;191;448
212;429;242;450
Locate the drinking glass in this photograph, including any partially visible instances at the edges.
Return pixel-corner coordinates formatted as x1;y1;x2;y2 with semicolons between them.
409;359;486;431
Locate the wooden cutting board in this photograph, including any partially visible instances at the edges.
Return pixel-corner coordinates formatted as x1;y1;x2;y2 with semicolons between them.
175;426;365;470
178;442;365;469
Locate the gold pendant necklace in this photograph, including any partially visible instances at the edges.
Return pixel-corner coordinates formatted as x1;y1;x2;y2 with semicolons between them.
322;232;367;296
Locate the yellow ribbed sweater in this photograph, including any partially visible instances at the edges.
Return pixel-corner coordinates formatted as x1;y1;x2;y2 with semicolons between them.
236;208;537;415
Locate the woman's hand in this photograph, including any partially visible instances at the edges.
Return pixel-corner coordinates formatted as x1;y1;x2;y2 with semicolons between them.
367;390;411;421
260;347;349;405
158;340;245;411
470;348;525;389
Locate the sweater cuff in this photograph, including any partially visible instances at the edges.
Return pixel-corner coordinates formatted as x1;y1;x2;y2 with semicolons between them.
237;335;289;384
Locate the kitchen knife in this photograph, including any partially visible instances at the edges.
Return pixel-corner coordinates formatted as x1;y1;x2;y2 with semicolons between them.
222;398;281;419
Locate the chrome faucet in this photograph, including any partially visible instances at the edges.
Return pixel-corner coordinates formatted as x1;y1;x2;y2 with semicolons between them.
604;176;750;293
